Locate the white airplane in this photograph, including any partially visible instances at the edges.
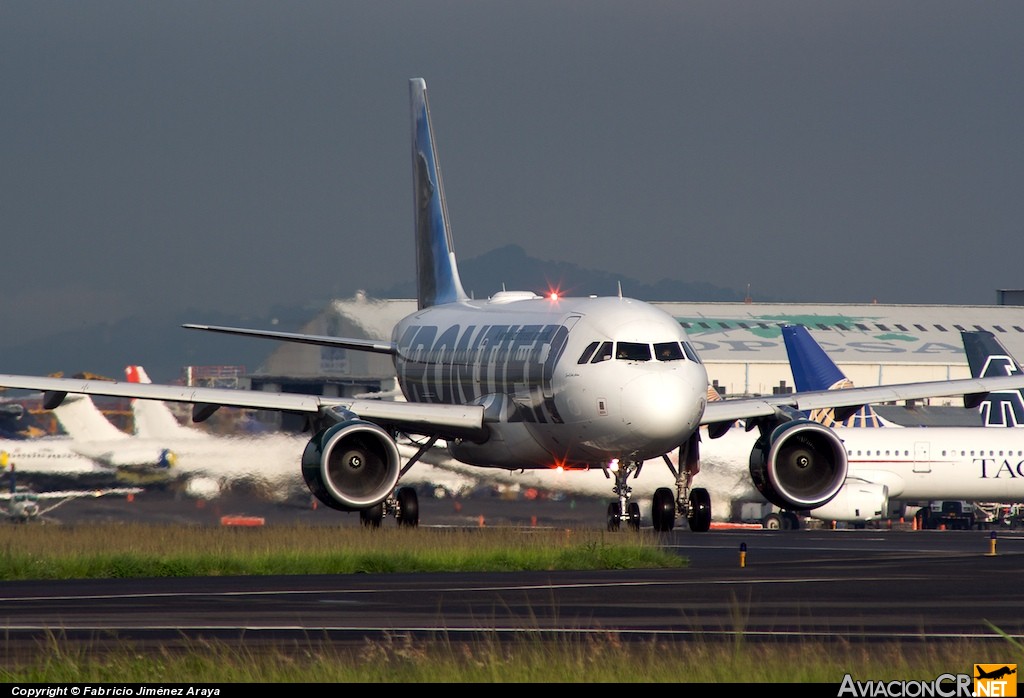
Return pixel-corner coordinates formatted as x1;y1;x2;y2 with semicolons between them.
3;78;1024;532
0;461;141;522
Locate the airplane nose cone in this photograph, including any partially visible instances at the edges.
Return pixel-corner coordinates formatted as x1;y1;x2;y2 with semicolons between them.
620;371;703;447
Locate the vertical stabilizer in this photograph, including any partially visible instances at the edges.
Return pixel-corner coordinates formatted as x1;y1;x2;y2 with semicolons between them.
961;331;1024;427
125;366;207;439
782;324;888;428
52;393;130;441
410;78;469;310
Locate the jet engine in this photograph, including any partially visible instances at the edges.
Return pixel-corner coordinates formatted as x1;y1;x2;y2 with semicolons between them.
748;419;847;511
809;481;888;524
301;419;402;512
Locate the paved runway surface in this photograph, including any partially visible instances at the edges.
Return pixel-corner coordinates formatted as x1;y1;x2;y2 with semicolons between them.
2;488;1023;654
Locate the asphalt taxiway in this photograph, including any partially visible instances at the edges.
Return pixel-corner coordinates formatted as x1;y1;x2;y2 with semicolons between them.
2;489;1023;653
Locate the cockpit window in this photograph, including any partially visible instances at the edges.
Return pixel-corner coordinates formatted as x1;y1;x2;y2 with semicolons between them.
591;341;614;363
654;342;685;361
681;341;702;364
577;341;599;365
615;342;651;361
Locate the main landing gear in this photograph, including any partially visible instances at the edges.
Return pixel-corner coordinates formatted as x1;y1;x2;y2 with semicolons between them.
658;438;713;533
603;452;712;533
359;486;420;528
650;485;711;533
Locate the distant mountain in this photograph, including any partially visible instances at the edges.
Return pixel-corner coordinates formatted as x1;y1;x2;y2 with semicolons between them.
1;247;753;384
371;244;753;302
0;305;318;386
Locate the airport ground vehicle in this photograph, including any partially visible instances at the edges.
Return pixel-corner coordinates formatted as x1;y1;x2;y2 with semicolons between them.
734;501;803;529
973;503;1024;529
913;501;980;530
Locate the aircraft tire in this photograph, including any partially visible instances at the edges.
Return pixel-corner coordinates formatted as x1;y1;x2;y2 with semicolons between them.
687;487;712;533
607;502;621;532
360;503;384;528
651;487;675;532
627;501;641;531
397;486;419;527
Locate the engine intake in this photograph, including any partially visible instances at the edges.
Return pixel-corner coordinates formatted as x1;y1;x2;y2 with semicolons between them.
749;419;847;510
301;419;402;512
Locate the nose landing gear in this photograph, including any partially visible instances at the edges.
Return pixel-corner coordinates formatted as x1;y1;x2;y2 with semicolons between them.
606;460;643;531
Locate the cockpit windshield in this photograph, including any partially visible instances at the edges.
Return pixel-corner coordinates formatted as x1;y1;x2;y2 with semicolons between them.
577;340;702;364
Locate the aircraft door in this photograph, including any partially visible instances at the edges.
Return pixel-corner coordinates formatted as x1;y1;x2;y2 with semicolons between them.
913;441;931;474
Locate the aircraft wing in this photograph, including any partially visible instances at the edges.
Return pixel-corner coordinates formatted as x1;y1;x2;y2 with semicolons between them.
0;374;484;438
17;487;143;501
182;324;398;355
34;487;143;516
701;374;1024;427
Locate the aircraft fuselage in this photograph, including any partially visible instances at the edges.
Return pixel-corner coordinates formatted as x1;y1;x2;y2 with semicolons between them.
393;294;708;469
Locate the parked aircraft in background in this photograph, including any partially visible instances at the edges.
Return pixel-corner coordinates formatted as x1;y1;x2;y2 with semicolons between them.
775;325;1024;528
53;385;307;499
0;461;140;522
2;78;1024;532
0;426;117;491
50;393;181;486
123;365;477;500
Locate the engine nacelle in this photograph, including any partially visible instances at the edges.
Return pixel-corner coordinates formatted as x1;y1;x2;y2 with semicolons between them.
808;481;888;524
749;419;847;511
301;419;402;512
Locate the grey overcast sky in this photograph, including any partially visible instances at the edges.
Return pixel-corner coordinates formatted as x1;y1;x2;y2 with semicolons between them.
2;2;1022;344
